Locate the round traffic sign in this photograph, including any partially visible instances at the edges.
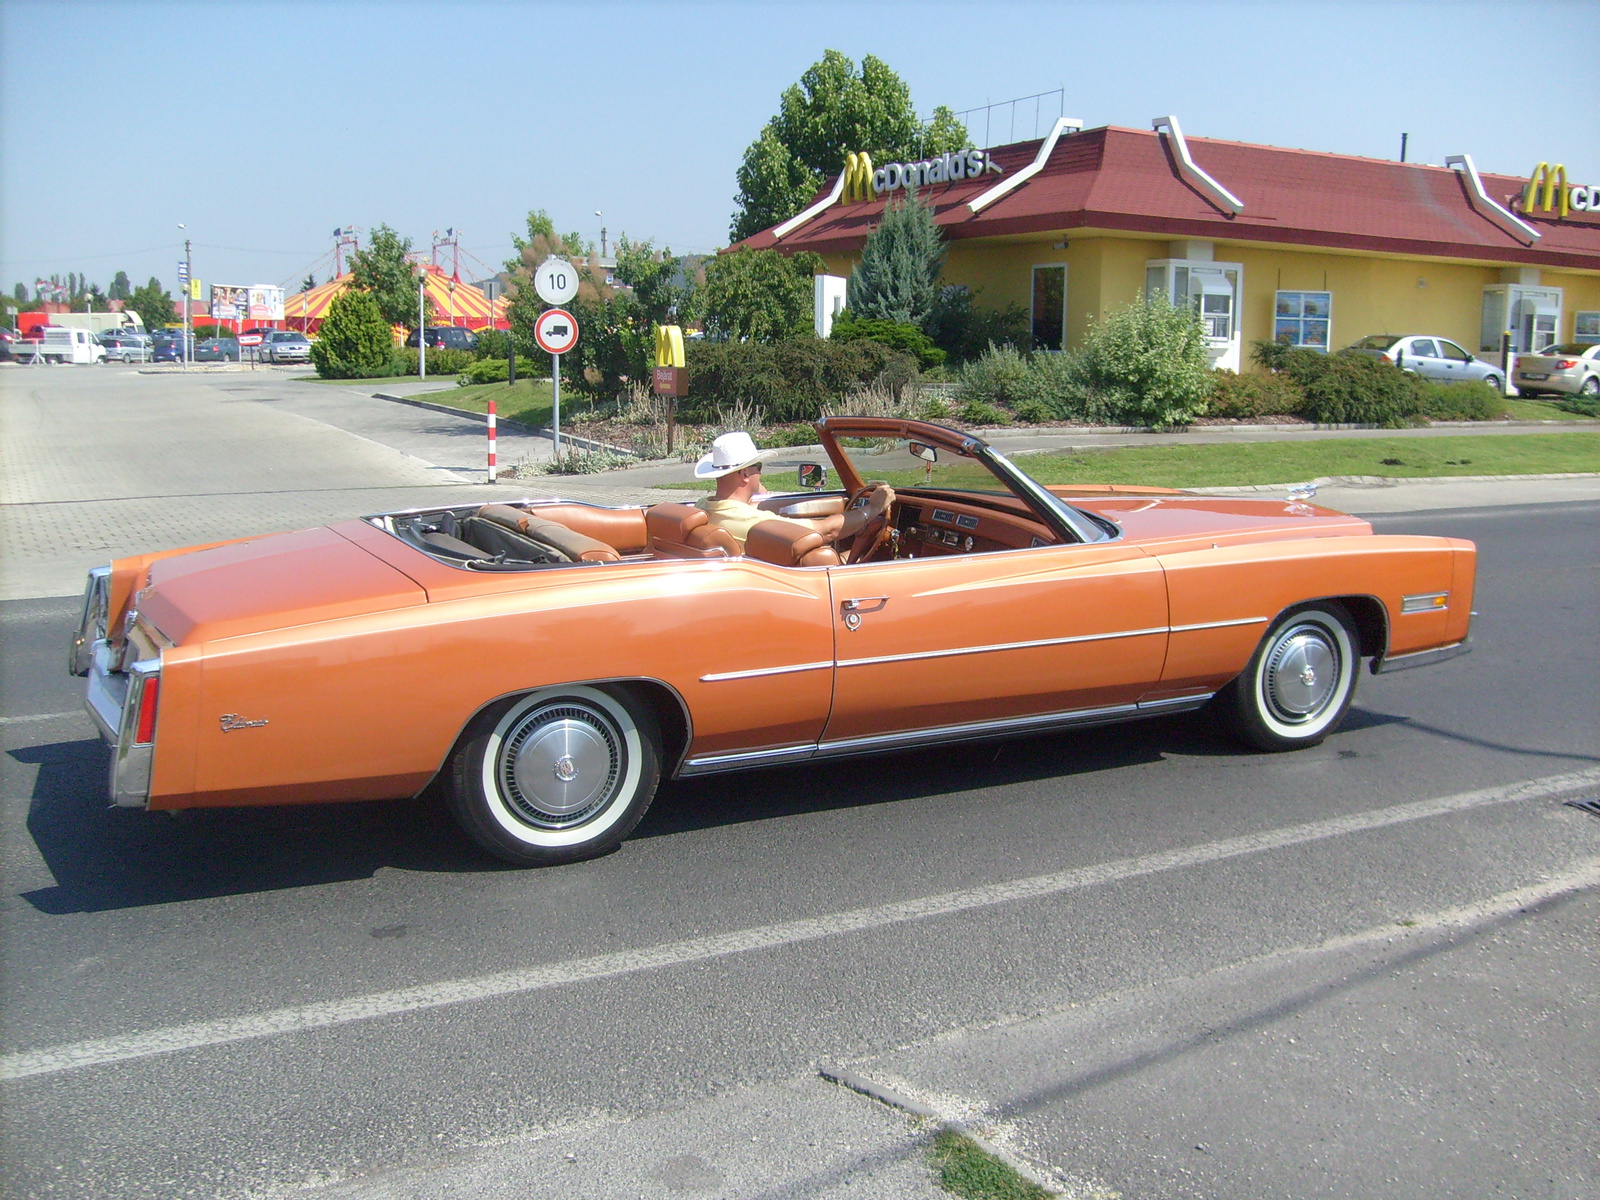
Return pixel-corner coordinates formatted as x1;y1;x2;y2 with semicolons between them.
534;258;579;305
534;308;579;355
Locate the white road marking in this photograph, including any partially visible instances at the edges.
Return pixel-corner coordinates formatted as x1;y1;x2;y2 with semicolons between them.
0;711;84;726
5;766;1598;1082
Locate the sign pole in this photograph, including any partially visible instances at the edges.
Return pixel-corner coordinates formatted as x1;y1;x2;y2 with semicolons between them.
487;398;497;484
552;351;561;458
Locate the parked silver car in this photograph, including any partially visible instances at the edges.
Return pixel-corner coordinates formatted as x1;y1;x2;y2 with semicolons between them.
1512;343;1600;399
97;331;152;363
259;330;312;364
1346;334;1504;390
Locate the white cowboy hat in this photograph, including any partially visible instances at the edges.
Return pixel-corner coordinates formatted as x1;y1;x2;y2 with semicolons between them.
693;431;771;479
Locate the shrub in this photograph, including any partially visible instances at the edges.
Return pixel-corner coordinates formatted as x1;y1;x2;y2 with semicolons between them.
1552;394;1600;418
952;343;1032;410
395;347;476;377
458;356;542;385
681;336;914;424
311;290;403;379
1207;369;1306;419
1413;380;1508;421
472;327;511;360
1011;350;1087;420
846;189;945;326
959;399;1009;425
1071;297;1214;427
1263;345;1420;426
924;286;1029;364
829;310;946;369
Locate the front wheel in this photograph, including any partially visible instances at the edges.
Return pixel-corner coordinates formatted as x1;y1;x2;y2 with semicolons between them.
1580;376;1599;397
447;685;661;866
1226;603;1359;751
1481;374;1502;391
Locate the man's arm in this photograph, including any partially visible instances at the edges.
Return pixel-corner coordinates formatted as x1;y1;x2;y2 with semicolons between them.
792;484;895;544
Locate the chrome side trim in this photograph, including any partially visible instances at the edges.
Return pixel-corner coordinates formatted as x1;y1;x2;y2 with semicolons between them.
70;566;111;677
699;661;834;683
837;626;1168;670
676;692;1216;777
1373;638;1471;675
1169;616;1270;633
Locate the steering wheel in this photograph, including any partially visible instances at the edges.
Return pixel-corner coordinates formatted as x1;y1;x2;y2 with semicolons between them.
843;485;893;565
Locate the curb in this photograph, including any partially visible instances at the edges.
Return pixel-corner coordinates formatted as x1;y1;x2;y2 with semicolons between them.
818;1063;1063;1194
371;392;637;457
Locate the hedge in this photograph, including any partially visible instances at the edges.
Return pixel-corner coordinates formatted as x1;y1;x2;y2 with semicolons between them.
680;336;916;423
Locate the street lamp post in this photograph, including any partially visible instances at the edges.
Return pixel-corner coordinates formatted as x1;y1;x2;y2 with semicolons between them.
412;263;427;379
178;224;192;369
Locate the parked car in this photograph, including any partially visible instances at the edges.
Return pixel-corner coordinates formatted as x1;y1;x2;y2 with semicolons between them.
405;325;479;351
150;332;193;363
1345;334;1504;389
28;325;107;364
99;331;153;363
1511;343;1600;398
0;328;14;361
258;330;312;363
71;417;1476;868
194;337;241;363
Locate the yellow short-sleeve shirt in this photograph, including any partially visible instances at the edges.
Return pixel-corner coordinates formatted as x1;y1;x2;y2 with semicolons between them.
696;496;774;551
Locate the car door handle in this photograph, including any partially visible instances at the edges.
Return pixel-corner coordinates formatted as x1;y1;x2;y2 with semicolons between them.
840;596;888;630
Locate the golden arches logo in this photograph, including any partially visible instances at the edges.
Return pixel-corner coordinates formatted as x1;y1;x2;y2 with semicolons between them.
1523;162;1569;219
655;324;685;369
842;152;875;204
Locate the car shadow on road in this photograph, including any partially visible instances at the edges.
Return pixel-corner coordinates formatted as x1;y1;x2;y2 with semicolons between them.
13;738;486;916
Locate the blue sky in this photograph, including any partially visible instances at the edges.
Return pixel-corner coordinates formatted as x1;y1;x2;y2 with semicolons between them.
2;0;1591;300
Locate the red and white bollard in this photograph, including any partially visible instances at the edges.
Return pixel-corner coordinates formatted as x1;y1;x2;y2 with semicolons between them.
486;399;497;484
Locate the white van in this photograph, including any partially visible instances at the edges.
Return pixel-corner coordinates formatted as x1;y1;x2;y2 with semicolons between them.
24;326;108;365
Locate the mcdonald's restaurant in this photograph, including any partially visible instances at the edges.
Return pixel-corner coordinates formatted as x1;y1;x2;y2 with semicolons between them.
742;120;1600;373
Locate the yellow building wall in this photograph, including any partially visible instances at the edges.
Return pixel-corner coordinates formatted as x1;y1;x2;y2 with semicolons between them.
821;233;1600;360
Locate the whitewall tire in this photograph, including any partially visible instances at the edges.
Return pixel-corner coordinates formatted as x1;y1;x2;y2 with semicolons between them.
448;685;661;866
1229;603;1359;751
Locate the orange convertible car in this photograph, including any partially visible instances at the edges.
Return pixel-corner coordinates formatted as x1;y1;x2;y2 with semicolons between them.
72;417;1474;866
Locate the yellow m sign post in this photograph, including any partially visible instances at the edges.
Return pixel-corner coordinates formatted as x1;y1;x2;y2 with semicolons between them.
653;324;688;452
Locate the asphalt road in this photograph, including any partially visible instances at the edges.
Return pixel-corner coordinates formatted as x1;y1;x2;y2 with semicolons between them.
2;366;1597;1198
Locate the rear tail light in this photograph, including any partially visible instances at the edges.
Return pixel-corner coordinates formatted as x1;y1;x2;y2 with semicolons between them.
1554;360;1577;370
134;671;160;744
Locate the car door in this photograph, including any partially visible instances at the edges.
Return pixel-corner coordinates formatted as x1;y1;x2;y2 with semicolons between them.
820;542;1169;750
1404;338;1442;379
1437;339;1476;382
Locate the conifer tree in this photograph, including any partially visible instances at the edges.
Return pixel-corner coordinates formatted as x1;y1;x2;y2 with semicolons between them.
845;189;946;327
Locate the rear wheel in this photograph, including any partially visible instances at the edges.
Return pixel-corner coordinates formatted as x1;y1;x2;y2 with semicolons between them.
447;685;661;866
1227;603;1359;751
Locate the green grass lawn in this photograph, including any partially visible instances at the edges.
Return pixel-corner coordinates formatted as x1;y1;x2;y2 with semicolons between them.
297;374;426;386
1500;396;1599;422
662;431;1600;492
419;379;558;428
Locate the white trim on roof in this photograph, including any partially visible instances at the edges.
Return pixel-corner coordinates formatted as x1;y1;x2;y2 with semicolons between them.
1152;116;1244;216
1445;154;1541;246
773;173;847;241
966;117;1084;215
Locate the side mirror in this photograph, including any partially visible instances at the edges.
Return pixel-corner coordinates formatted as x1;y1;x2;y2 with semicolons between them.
907;440;938;463
798;463;827;490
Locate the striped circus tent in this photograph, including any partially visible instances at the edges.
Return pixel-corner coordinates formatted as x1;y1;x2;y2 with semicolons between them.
284;266;508;333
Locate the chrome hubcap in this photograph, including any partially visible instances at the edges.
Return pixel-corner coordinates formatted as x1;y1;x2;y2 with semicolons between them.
499;704;621;827
1265;626;1339;721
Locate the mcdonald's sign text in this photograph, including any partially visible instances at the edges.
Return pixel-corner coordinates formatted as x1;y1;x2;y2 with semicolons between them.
1521;163;1597;219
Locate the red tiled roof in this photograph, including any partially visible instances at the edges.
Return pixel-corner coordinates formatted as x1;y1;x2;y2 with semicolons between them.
738;126;1600;271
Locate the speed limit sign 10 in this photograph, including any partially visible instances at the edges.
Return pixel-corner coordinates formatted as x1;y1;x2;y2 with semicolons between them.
534;257;579;305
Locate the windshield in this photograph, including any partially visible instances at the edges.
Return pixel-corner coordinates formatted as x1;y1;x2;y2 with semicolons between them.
1352;335;1402;350
825;436;1013;497
1542;344;1591;356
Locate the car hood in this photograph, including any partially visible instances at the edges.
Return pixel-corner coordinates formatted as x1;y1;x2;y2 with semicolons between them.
135;526;426;644
1060;491;1371;547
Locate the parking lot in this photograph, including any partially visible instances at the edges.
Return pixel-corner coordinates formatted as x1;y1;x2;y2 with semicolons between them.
2;366;1598;1199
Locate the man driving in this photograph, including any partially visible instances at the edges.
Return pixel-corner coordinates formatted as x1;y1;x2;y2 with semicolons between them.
694;431;895;553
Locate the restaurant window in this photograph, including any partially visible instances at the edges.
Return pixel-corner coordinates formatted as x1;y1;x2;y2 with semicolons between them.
1572;311;1600;346
1274;291;1332;350
1031;265;1066;351
1144;260;1241;342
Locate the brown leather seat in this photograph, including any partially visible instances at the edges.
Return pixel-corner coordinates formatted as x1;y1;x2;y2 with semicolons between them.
744;519;841;567
528;504;648;555
476;504;621;563
645;503;739;559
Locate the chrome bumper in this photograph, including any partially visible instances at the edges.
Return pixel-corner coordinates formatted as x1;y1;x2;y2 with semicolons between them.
1373;637;1472;674
82;638;158;809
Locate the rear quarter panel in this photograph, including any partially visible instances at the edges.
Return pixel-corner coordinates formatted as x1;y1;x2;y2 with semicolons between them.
1155;535;1474;693
158;558;834;809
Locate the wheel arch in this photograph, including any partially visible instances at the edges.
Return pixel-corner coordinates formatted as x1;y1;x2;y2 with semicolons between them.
412;676;693;801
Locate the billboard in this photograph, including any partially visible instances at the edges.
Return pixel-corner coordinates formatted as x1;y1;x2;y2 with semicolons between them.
211;284;284;322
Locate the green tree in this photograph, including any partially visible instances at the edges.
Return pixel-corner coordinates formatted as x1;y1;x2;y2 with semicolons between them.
300;273;317;293
1072;296;1215;427
108;271;131;301
729;50;969;241
614;235;697;331
845;189;945;326
700;247;824;342
124;276;176;333
12;282;26;303
350;224;431;330
505;210;587;275
310;290;402;379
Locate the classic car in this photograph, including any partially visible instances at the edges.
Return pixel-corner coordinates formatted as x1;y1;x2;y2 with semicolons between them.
72;417;1475;867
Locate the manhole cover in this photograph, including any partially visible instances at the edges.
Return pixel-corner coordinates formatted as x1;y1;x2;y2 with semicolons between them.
1563;798;1600;818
